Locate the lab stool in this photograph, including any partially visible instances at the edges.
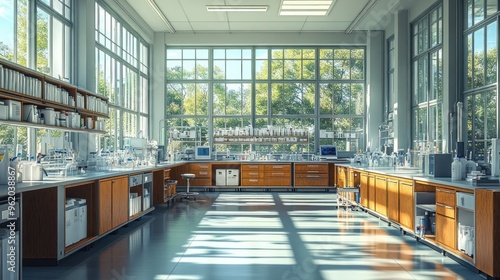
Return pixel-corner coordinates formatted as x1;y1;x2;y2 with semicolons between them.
337;187;360;210
178;173;198;200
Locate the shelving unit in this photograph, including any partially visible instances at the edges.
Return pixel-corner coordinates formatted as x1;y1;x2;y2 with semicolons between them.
379;118;394;151
0;59;108;133
167;126;207;160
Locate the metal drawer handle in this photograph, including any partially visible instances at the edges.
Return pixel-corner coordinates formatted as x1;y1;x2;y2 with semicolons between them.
437;203;454;209
437;189;454;194
199;165;209;169
249;172;259;175
199;171;208;175
388;180;398;183
307;175;320;178
307;170;320;173
250;179;258;182
307;165;319;168
272;172;284;175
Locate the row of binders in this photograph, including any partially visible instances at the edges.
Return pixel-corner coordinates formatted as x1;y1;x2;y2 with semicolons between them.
0;64;43;98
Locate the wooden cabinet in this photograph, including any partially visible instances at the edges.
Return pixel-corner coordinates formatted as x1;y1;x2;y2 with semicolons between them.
264;164;291;186
98;176;128;234
294;163;329;187
359;172;370;207
398;179;413;230
475;189;500;278
241;164;265;186
336;166;348;188
374;176;388;216
188;163;212;186
435;187;456;250
387;178;399;222
367;173;376;210
241;163;291;186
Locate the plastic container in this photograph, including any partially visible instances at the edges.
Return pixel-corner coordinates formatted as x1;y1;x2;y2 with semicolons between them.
451;156;462;181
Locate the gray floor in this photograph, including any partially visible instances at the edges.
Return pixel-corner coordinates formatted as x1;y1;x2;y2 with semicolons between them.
24;192;485;280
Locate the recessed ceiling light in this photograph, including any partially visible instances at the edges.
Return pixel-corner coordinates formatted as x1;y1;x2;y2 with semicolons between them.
206;5;268;12
279;0;335;16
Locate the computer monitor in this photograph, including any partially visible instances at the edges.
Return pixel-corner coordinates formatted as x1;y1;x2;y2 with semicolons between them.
195;146;211;160
319;145;338;160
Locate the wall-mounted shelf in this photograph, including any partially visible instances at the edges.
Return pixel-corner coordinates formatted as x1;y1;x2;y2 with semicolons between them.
0;59;109;133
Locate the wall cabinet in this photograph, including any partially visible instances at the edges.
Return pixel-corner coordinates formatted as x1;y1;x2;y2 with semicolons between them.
98;176;128;234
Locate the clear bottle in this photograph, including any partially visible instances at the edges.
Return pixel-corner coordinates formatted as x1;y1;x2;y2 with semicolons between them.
465;151;476;176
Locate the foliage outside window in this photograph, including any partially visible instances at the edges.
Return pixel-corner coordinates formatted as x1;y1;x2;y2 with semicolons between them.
95;2;149;151
411;4;443;151
464;0;498;161
166;47;365;155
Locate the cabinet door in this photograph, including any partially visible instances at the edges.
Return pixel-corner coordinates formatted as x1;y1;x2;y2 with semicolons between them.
475;189;500;277
399;180;414;231
359;172;369;207
436;213;456;249
112;177;129;228
387;178;399;222
336;167;347;188
368;174;376;210
98;180;113;234
375;176;387;216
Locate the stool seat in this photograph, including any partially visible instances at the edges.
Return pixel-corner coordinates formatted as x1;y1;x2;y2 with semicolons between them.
179;173;198;200
181;173;196;179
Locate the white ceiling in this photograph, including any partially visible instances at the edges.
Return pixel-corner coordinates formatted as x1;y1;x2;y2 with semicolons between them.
125;0;413;33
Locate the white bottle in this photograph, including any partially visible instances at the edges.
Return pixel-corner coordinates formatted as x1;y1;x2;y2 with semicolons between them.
451;156;462;181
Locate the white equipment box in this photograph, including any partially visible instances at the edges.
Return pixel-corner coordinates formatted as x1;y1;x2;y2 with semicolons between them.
226;169;239;186
216;169;226;186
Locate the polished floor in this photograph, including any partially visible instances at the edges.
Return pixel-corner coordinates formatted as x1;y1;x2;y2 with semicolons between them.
24;192;485;280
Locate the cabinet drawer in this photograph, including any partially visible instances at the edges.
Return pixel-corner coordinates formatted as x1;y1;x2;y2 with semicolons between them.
265;171;290;177
192;170;211;178
264;164;291;172
164;168;171;178
295;175;329;186
295;163;328;173
189;163;211;172
266;178;291;186
242;171;262;179
456;192;475;211
436;187;456;207
242;178;263;186
436;203;455;219
241;164;264;172
190;178;211;186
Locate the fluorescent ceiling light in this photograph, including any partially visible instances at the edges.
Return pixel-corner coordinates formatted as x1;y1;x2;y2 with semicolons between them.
280;11;327;16
146;0;175;33
206;5;268;12
279;0;335;16
345;0;379;34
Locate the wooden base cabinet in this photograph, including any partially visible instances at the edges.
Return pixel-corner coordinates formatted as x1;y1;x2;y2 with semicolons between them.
435;187;456;250
387;178;399;222
359;172;370;207
398;180;414;231
374;176;388;216
295;163;329;187
475;189;500;278
98;176;128;234
189;163;212;186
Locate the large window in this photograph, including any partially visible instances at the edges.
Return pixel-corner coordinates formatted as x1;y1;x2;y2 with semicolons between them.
0;0;73;159
464;0;498;161
95;3;149;151
165;47;366;154
411;4;443;151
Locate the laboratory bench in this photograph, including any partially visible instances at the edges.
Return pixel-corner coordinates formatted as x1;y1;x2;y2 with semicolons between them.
335;163;500;280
